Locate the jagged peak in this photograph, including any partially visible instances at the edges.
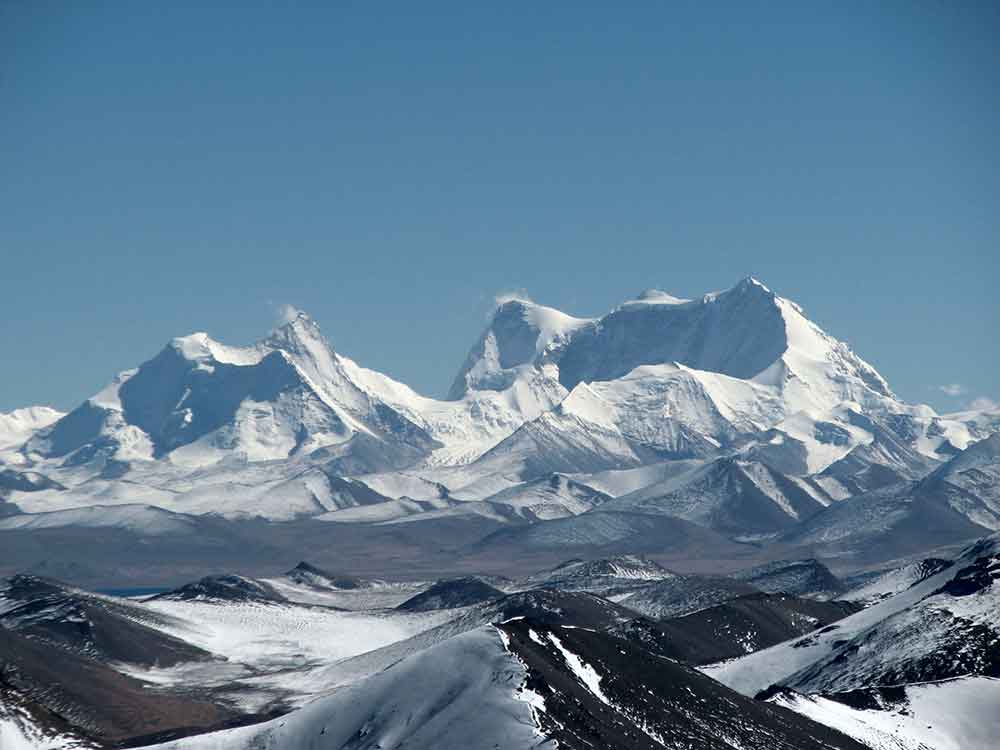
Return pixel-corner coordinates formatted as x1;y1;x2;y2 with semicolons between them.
734;275;773;294
263;309;327;348
274;308;319;331
449;297;592;399
699;275;777;305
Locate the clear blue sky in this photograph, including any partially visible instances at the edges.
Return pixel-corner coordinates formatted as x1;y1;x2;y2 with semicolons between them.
2;1;997;413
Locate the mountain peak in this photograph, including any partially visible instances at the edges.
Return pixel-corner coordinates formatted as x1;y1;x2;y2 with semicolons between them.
169;332;217;360
262;309;332;357
935;432;1000;478
269;308;321;336
629;289;691;305
277;308;317;328
735;275;771;292
493;292;535;309
448;299;591;399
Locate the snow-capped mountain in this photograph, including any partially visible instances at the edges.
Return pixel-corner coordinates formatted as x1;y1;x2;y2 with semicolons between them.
423;279;987;525
778;435;1000;563
0;277;996;572
441;278;961;488
924;431;1000;519
448;297;592;400
0;407;63;453
464;279;889;402
17;308;578;482
606;457;833;534
24;314;440;470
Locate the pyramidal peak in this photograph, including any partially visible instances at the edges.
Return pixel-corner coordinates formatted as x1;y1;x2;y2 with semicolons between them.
695;274;763;301
262;309;328;352
735;275;772;293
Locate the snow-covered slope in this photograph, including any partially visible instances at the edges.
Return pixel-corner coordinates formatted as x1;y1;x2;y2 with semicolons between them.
780;438;1000;561
770;677;1000;750
448;297;592;400
0;407;63;455
924;432;1000;519
139;618;872;750
554;278;889;400
140;627;549;750
608;457;831;534
547;362;782;456
0;694;95;750
0;504;202;535
842;558;954;606
781;544;1000;695
499;618;869;750
702;534;1000;697
474;474;614;521
473;362;775;476
361;473;618;526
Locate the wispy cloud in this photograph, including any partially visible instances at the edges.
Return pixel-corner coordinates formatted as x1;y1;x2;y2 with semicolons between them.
494;288;533;306
969;397;999;411
268;301;303;330
938;383;967;397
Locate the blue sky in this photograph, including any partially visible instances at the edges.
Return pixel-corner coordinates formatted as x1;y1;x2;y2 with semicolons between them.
2;1;997;413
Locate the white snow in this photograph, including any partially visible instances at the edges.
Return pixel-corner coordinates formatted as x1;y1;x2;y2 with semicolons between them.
701;538;998;697
0;504;196;535
4;280;997;537
0;406;63;452
0;710;93;750
137;627;552;750
773;677;1000;750
560;362;784;449
547;630;610;704
842;560;951;605
170;333;264;366
620;288;691;306
127;596;459;709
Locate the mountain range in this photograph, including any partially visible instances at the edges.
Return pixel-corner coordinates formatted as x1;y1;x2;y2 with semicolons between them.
2;537;996;749
1;277;998;584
